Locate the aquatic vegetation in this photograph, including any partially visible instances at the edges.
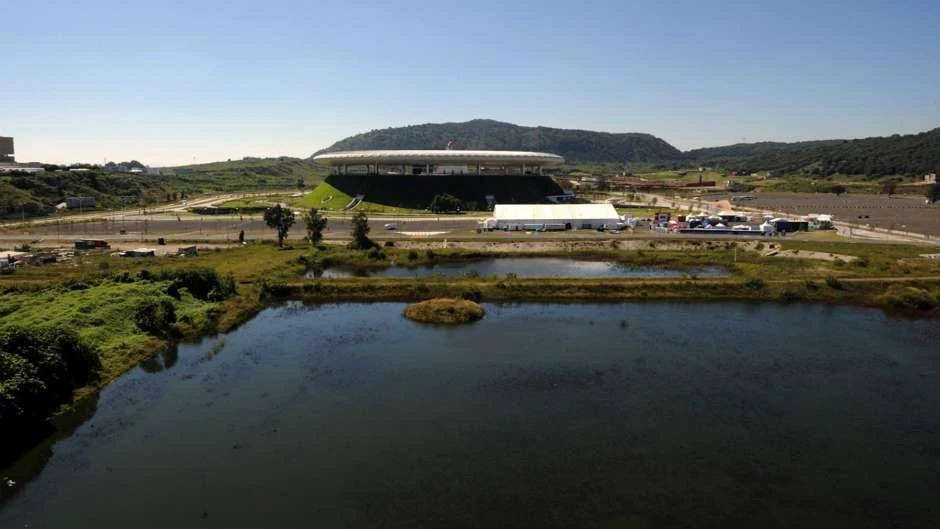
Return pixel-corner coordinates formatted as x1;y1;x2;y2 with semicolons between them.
403;298;485;324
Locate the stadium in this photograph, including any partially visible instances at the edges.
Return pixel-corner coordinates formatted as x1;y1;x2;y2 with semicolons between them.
310;149;568;210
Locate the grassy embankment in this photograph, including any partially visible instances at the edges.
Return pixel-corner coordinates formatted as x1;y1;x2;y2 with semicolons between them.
288;181;420;214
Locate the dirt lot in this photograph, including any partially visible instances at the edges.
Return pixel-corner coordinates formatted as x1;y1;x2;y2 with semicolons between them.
704;192;940;236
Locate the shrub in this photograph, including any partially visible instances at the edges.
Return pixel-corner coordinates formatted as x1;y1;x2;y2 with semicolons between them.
259;280;291;298
804;280;819;291
825;276;844;290
153;267;236;301
1;324;101;458
428;193;463;213
407;250;419;261
134;298;178;336
411;283;431;298
875;285;937;311
854;255;870;268
461;286;483;302
779;289;803;302
744;278;766;290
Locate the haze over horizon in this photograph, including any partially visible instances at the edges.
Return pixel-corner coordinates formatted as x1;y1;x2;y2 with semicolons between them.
3;0;940;166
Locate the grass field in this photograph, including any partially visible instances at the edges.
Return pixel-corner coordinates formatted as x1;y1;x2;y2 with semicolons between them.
291;181;354;210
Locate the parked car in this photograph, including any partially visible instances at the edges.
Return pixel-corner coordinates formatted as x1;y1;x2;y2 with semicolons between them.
384;223;397;230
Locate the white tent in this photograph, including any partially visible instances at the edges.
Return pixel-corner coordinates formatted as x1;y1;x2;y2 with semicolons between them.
493;203;621;230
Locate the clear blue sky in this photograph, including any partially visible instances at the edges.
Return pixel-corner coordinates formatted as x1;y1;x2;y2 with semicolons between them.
3;0;940;165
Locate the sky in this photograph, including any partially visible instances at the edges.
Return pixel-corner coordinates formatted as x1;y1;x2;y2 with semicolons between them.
3;0;940;166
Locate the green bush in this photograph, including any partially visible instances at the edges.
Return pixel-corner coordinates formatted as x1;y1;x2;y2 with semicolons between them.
779;289;803;302
134;298;178;336
1;324;100;457
461;286;483;302
875;285;937;311
153;267;237;301
744;278;766;290
428;193;463;213
260;280;291;298
825;276;844;290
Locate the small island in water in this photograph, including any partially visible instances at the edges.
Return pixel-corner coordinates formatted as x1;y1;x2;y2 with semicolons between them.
403;298;485;324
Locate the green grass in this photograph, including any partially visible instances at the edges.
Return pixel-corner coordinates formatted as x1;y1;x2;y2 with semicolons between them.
0;280;223;382
291;181;355;210
216;197;283;209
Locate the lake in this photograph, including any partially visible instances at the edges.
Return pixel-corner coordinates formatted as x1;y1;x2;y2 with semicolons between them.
304;257;727;278
2;302;938;528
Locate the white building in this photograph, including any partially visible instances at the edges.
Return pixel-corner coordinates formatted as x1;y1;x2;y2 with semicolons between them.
488;203;622;231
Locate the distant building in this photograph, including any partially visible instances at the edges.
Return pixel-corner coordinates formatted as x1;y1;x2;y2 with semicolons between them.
0;136;13;163
66;197;96;209
0;166;44;174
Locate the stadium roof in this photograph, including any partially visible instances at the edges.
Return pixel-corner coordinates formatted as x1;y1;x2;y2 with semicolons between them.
493;203;619;221
312;149;564;166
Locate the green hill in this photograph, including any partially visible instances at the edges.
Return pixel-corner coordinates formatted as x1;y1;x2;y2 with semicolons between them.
316;119;940;178
163;157;326;192
685;128;940;178
314;119;682;163
0;157;328;218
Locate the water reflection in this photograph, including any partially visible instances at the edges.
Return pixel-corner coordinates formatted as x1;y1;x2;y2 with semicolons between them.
304;257;727;279
2;302;938;528
138;346;179;373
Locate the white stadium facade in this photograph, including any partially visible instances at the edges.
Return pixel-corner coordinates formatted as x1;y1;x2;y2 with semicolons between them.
312;149;565;176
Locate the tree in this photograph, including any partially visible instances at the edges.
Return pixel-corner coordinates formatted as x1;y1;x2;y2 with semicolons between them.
263;204;295;246
350;211;374;249
429;193;462;213
303;208;328;244
881;179;898;196
830;185;847;196
928;183;940;204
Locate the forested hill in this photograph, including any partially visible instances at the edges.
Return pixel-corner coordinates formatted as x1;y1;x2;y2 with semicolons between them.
686;128;940;177
315;120;940;177
314;119;683;163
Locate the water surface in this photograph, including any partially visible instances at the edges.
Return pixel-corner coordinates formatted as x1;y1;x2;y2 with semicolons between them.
305;257;726;278
2;302;938;528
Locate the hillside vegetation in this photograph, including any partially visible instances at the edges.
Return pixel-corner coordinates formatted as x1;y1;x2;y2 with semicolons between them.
315;119;682;163
687;128;940;178
1;172;175;216
162;157;326;193
316;120;940;179
1;157;327;218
